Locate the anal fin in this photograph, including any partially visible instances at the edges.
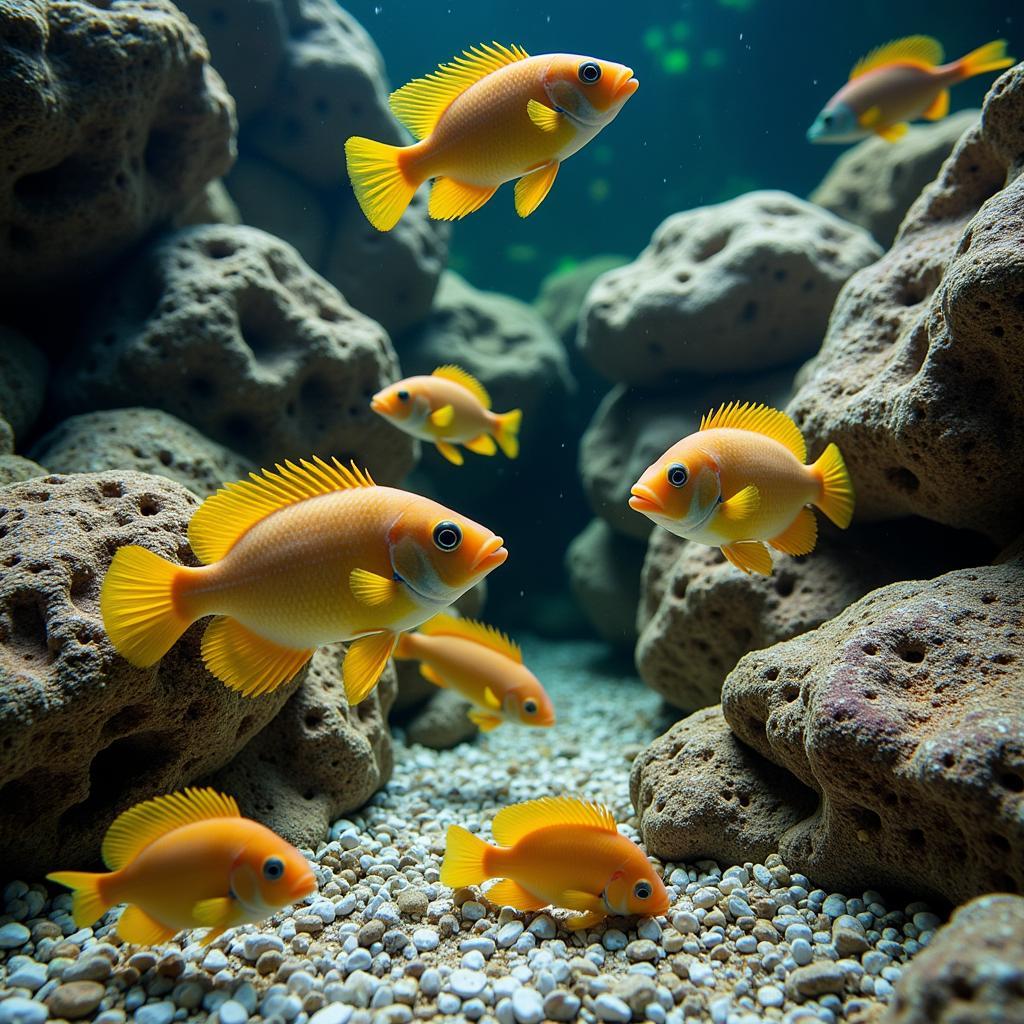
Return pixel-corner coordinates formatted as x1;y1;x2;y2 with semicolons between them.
429;177;497;220
514;162;559;218
435;441;464;465
201;617;313;698
117;904;179;946
721;541;773;576
565;910;606;931
485;879;548;911
343;631;398;705
769;507;818;556
922;89;949;120
468;709;503;732
877;122;909;142
464;434;497;456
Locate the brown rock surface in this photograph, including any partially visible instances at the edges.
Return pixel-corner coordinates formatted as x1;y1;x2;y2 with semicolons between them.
53;224;414;480
0;472;294;876
0;0;235;299
579;191;881;385
882;894;1024;1024
790;64;1024;542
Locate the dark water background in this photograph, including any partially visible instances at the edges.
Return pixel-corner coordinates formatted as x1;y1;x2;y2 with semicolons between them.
345;0;1016;299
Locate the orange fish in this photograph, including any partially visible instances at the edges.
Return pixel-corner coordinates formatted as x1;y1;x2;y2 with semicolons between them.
47;788;316;946
394;613;555;731
372;365;522;466
628;403;854;576
345;42;638;231
442;797;668;930
807;36;1013;143
101;458;507;705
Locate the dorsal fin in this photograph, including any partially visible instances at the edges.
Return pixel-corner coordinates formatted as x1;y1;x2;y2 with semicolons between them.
102;788;240;870
491;796;617;847
849;35;943;79
699;402;807;462
432;364;491;409
390;42;530;140
417;613;521;663
189;457;376;564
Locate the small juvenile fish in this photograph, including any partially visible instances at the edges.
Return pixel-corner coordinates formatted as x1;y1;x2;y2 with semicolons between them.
442;797;668;930
628;402;854;576
345;42;638;231
808;36;1013;143
372;365;522;466
101;458;507;705
394;613;555;731
47;788;315;946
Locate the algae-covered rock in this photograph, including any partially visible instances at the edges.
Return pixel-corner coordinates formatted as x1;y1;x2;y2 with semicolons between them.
579;191;881;385
53;224;414;480
0;0;235;300
0;472;294;876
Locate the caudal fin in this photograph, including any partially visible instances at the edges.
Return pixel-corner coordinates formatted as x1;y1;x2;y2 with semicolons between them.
493;409;522;459
100;546;192;667
46;871;112;929
812;443;855;528
957;39;1014;79
344;136;418;232
440;825;491;887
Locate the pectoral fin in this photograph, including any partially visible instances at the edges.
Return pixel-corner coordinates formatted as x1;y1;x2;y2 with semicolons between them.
721;540;773;576
859;104;883;128
343;631;399;704
483;686;501;710
717;484;760;523
464;434;497;456
877;122;909;142
468;709;503;732
922;89;949;121
559;890;605;913
350;568;401;607
430;404;455;428
193;896;241;943
514;162;559;217
527;98;563;132
565;910;606;931
435;441;464;465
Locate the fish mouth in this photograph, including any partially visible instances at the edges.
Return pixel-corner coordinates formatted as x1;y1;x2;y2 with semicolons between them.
473;536;508;573
370;395;389;414
614;68;639;100
628;483;662;515
290;873;317;903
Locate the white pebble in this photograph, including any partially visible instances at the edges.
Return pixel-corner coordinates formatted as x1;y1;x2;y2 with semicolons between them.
543;991;581;1022
0;923;31;949
134;1002;176;1024
437;993;461;1014
202;949;228;973
449;969;486;999
497;921;525;947
527;915;555;939
593;993;632;1023
412;928;438;951
757;985;784;1008
309;1008;353;1024
0;996;49;1024
216;1000;249;1024
511;987;544;1024
602;929;627;951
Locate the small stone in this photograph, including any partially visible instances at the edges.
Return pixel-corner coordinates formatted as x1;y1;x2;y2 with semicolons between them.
497;921;524;948
672;912;699;934
358;919;385;946
0;996;49;1024
593;993;632;1023
460;900;486;922
791;938;813;965
396;889;429;918
822;895;848;918
8;962;48;991
757;985;784;1008
134;1002;176;1024
625;939;658;962
202;949;229;973
510;987;544;1024
786;962;847;1001
217;1000;250;1024
62;956;112;983
437;993;461;1015
542;990;581;1022
527;914;556;939
47;981;105;1020
637;918;662;941
0;922;31;949
412;928;439;951
419;969;441;997
449;969;486;998
602;929;628;951
256;950;283;975
309;1007;353;1024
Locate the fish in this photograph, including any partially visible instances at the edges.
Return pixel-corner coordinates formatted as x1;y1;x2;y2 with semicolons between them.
47;788;316;946
372;365;522;467
628;402;855;576
100;458;507;705
394;613;555;732
441;797;669;930
345;42;638;231
807;36;1013;143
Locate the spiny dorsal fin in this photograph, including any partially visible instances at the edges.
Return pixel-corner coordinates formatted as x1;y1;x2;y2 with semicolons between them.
850;35;943;80
700;402;807;462
432;364;491;409
189;457;376;564
390;42;530;140
102;788;240;870
491;796;617;847
417;613;521;663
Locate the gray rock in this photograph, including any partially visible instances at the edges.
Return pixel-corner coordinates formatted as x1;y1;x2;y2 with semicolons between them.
0;330;46;441
404;690;479;750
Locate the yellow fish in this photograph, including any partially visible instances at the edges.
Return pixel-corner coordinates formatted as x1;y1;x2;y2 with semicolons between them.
372;365;522;466
807;36;1013;143
101;458;507;704
345;42;638;231
394;613;555;732
442;797;669;931
628;402;854;576
48;788;316;947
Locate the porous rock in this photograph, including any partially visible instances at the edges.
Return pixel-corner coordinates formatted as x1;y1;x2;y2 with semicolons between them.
636;519;993;711
630;705;817;865
579;191;881;384
0;0;235;299
0;328;47;442
173;180;242;228
534;255;629;346
32;408;251;500
0;472;294;876
811;110;977;247
0;453;47;487
882;894;1024;1024
53;224;414;480
566;519;645;649
404;690;479;750
208;654;396;849
790;64;1024;542
721;557;1024;904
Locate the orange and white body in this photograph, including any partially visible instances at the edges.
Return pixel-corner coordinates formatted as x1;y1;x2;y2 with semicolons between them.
48;789;316;946
372;366;522;466
345;43;638;230
808;36;1013;143
442;797;669;930
395;614;555;731
628;403;854;576
100;459;507;705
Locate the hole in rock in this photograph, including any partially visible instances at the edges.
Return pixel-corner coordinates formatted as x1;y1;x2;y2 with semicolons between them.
999;771;1024;793
143;128;181;183
898;644;926;664
906;828;925;848
204;238;237;260
782;684;800;703
101;704;149;739
885;466;920;493
138;496;160;516
774;575;794;598
10;596;47;648
694;232;729;261
850;805;881;833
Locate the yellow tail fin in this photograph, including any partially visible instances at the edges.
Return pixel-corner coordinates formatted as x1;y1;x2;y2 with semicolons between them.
957;39;1014;79
100;546;192;667
812;443;855;529
493;409;522;459
344;136;418;232
46;871;112;929
440;825;491;887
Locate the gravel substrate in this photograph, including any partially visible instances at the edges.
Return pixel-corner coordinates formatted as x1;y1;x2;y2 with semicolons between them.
0;638;942;1024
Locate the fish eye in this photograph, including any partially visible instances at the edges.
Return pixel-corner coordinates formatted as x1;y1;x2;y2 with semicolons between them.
822;112;834;126
633;881;652;900
432;520;462;551
666;463;688;488
263;857;285;881
523;699;538;715
397;390;410;401
578;61;602;84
